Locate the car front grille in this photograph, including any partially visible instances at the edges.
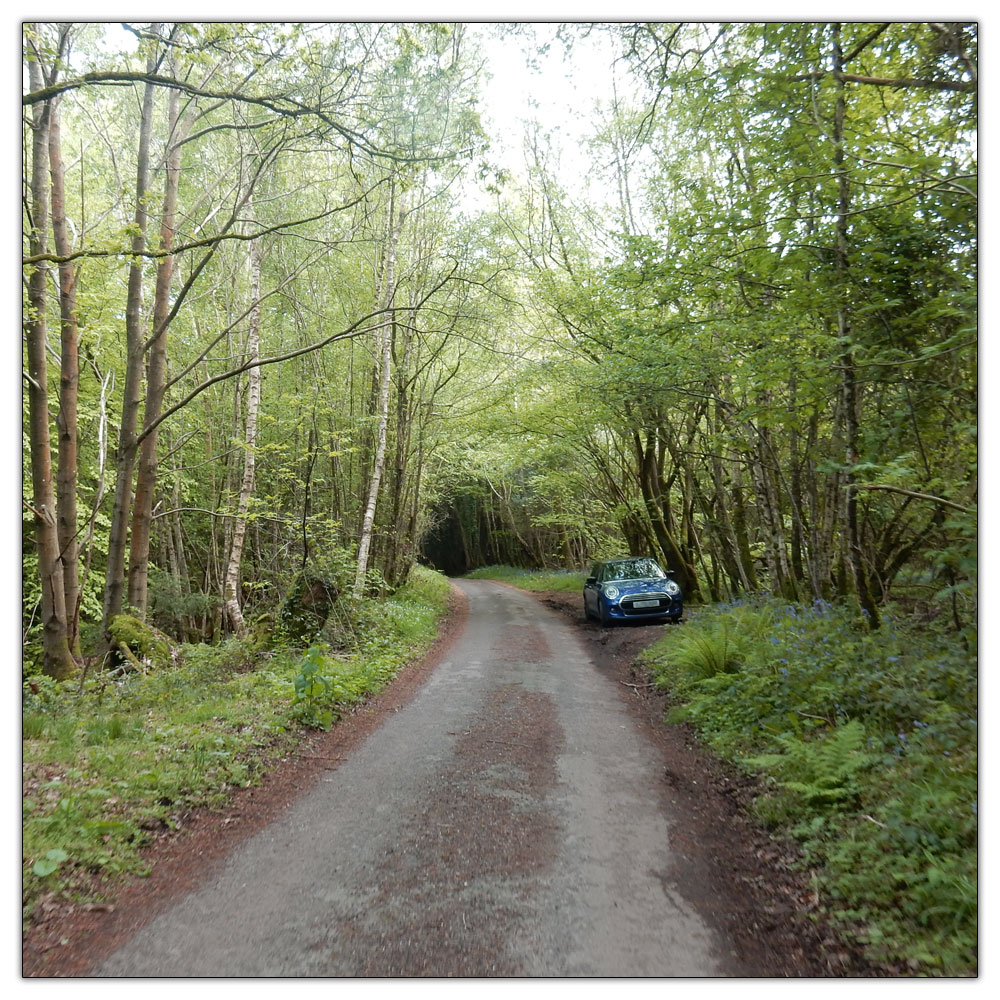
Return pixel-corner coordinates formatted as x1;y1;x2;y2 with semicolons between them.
620;593;675;615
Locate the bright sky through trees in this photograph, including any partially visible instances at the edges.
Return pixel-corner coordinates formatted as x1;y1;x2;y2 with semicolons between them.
467;23;630;215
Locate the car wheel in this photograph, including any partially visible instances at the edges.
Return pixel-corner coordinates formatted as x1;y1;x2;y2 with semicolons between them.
598;602;610;627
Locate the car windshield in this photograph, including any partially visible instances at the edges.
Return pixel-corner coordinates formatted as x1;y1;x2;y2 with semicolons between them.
602;559;665;581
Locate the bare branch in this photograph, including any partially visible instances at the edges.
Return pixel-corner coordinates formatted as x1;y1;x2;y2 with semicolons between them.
790;70;975;93
849;484;974;514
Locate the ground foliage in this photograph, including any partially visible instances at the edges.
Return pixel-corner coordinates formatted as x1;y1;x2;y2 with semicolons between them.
465;565;585;593
21;566;451;927
641;596;977;976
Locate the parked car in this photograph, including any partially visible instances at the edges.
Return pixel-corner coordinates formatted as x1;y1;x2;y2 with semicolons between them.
583;557;682;626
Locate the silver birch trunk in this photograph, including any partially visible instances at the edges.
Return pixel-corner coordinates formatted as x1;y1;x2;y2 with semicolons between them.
353;181;403;599
223;200;263;635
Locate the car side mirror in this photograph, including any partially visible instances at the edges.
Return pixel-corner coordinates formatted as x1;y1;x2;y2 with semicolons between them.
585;577;596;585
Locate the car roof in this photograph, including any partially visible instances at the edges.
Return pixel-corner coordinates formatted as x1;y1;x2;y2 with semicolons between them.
597;558;671;575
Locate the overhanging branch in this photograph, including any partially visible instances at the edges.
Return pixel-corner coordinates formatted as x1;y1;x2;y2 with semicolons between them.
849;484;974;514
790;69;975;93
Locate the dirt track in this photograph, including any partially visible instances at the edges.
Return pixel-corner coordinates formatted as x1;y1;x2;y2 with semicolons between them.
25;580;875;977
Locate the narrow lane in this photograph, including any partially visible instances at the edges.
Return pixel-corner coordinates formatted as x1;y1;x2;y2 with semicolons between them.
98;579;736;976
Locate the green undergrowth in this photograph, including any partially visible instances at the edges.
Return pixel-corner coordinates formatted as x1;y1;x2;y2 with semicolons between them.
21;565;452;926
641;596;977;976
465;564;585;592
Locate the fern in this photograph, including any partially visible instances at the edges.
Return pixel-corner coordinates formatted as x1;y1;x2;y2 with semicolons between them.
747;720;872;808
673;618;741;679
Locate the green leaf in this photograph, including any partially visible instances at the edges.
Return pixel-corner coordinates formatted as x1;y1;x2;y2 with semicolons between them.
32;848;69;877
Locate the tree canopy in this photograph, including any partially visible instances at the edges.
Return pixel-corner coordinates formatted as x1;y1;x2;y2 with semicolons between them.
22;21;977;675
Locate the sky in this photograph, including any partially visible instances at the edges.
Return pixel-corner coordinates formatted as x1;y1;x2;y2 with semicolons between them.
470;23;617;172
448;22;630;221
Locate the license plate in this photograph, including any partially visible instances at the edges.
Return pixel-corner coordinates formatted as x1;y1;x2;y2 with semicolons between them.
633;600;660;609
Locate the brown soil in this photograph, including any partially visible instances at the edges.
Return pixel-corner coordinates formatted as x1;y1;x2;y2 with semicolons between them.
23;585;888;977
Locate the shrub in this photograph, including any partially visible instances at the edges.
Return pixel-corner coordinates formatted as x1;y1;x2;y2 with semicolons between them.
289;646;337;730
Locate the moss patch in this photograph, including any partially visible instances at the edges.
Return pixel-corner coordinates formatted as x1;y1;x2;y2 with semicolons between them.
108;614;173;670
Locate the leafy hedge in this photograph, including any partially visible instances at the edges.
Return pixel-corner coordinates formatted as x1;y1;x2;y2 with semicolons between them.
642;597;977;976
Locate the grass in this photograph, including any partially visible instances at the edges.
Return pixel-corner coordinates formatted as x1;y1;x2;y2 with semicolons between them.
464;565;586;593
21;565;452;926
641;596;977;976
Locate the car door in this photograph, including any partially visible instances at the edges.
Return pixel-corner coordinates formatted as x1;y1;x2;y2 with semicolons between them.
583;562;602;616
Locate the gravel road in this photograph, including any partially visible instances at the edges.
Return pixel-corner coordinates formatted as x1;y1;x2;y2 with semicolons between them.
96;579;742;977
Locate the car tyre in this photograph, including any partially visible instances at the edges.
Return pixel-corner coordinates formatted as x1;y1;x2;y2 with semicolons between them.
598;602;611;627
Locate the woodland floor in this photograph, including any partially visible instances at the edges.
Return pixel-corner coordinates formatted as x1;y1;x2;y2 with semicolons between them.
23;586;893;978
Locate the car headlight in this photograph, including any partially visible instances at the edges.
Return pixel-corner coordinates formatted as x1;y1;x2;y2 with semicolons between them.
602;585;620;599
665;580;681;596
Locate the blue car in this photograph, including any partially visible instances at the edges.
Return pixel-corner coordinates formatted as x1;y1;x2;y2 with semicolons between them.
583;557;682;626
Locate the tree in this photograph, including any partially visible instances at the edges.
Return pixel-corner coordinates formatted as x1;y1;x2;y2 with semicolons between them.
48;70;82;654
354;178;405;598
101;25;162;639
223;195;264;634
127;83;187;614
23;25;77;677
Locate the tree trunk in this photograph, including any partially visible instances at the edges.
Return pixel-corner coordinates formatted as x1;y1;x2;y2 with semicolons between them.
102;35;159;640
748;421;798;600
787;376;807;587
632;425;701;600
223;204;263;635
805;407;833;598
129;86;184;614
832;22;880;628
386;301;418;587
24;43;75;678
354;181;403;599
708;404;753;593
48;97;81;656
167;453;194;640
